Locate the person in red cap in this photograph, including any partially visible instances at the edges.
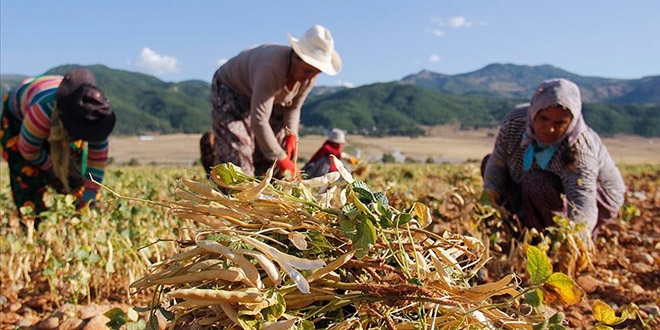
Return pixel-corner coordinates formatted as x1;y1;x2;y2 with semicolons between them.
200;25;342;180
1;68;116;227
301;128;346;178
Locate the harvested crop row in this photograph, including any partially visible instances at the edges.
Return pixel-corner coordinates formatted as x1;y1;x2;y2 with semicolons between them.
132;159;539;329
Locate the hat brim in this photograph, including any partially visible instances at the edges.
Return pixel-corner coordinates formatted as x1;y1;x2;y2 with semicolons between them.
61;111;116;142
288;34;342;76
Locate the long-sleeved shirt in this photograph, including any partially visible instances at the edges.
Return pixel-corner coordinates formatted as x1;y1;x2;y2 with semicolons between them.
214;44;317;161
483;105;626;232
6;75;109;194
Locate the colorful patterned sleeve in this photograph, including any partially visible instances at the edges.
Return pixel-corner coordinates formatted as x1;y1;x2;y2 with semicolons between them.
18;100;56;170
14;76;62;171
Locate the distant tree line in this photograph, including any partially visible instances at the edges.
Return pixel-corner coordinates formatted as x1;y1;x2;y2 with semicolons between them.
1;64;657;137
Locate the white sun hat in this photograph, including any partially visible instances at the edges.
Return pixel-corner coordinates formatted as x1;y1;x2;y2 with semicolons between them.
328;128;346;144
288;25;342;76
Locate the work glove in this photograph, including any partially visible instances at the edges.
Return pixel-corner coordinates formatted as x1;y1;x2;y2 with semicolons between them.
276;157;296;180
283;134;298;160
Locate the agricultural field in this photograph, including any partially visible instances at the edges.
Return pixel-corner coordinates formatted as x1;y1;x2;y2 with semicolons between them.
0;134;659;329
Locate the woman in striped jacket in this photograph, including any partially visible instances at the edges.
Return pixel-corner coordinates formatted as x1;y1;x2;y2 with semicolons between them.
481;78;625;241
1;68;116;227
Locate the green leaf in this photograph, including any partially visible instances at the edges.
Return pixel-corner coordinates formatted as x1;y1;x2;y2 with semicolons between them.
237;314;260;330
158;306;174;320
338;215;358;241
379;212;394;228
532;319;548;330
394;213;413;227
524;288;543;307
377;201;394;228
104;308;128;329
353;216;377;258
408;277;423;286
351;181;375;202
212;162;250;185
526;246;552;285
341;204;360;221
206;232;232;243
347;187;377;221
548;311;565;324
306;230;334;254
262;291;286;322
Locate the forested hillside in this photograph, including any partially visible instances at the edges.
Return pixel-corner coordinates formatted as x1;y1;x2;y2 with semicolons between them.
1;64;658;137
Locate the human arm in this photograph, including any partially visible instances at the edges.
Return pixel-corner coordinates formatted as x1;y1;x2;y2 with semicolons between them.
561;133;626;237
18;103;55;171
560;158;599;237
250;70;288;161
482;124;513;206
283;75;316;135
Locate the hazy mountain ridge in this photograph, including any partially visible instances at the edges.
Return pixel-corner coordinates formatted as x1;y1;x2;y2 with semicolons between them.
400;64;658;105
1;63;658;137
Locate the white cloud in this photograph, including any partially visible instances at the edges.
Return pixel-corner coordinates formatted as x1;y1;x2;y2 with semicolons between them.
134;47;178;74
429;54;440;63
447;16;472;28
426;28;445;37
428;16;476;37
338;80;355;88
216;58;228;66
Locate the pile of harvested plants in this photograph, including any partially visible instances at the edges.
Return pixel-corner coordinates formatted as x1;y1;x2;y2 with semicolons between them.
131;157;557;329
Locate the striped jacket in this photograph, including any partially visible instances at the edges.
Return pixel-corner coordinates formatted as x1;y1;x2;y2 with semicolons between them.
6;75;109;194
483;105;626;231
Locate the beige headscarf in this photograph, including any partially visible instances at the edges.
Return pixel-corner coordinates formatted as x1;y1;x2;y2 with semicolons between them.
523;78;586;148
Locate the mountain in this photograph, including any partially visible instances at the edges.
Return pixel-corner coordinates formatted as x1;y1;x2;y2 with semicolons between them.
302;82;518;136
43;64;212;135
302;81;659;137
400;64;659;105
308;85;348;98
1;63;658;137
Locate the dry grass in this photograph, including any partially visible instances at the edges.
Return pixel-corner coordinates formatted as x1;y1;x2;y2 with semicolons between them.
108;126;660;166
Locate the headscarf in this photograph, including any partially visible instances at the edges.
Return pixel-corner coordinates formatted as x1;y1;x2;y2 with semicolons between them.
521;78;587;170
56;68;115;142
523;78;586;148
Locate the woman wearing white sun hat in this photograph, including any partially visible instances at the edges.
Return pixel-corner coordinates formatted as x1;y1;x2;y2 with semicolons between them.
201;25;342;180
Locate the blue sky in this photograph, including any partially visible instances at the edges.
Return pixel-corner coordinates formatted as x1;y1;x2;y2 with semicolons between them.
1;1;659;87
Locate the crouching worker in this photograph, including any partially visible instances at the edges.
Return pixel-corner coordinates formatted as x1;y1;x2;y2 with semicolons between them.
481;78;625;242
1;68;116;227
301;128;346;178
